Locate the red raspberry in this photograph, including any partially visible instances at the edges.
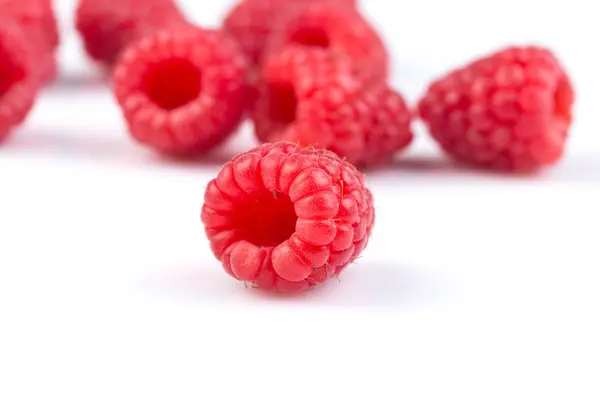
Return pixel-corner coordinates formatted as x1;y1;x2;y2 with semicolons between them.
76;0;188;67
252;47;413;166
0;0;59;83
1;0;59;50
0;18;41;143
265;1;388;85
222;0;356;66
113;27;249;156
201;142;375;292
418;46;575;172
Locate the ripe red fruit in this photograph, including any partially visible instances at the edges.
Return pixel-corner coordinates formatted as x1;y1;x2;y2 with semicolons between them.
2;0;59;50
113;28;249;156
265;1;388;85
201;142;375;292
418;46;575;172
75;0;188;67
0;18;41;142
252;46;413;166
222;0;357;66
0;0;59;83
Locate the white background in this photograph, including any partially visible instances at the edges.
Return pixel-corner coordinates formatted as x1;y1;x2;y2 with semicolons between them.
1;1;599;399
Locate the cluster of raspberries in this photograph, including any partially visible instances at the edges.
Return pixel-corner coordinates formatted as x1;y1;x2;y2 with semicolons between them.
1;0;576;292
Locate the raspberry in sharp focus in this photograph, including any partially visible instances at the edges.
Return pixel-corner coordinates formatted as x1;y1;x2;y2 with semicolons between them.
201;141;375;292
265;1;388;85
75;0;188;67
222;0;357;67
113;27;249;156
0;17;41;143
252;46;413;166
418;46;575;172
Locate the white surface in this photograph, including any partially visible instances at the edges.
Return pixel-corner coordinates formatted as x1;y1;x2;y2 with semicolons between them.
1;1;599;399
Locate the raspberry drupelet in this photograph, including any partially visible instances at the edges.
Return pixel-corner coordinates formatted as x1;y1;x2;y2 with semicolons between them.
418;46;575;172
252;46;413;167
201;142;375;292
113;27;249;156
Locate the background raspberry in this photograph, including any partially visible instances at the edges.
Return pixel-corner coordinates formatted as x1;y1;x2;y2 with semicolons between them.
222;0;357;66
418;46;574;172
76;0;188;67
253;46;412;166
264;1;388;85
0;16;41;141
113;27;249;156
0;0;59;83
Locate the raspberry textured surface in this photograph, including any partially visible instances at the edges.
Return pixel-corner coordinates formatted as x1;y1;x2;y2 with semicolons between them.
265;1;387;85
252;46;412;166
76;0;188;66
222;0;356;66
201;142;375;292
0;18;41;142
113;28;249;156
418;46;575;172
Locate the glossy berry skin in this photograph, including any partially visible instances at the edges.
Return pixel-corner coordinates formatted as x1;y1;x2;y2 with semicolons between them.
252;46;412;166
222;0;357;66
418;46;575;172
0;17;41;142
265;1;387;85
113;28;249;156
76;0;188;67
201;142;375;292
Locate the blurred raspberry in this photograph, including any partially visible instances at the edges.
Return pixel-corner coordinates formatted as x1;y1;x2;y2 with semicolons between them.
223;0;357;66
201;141;375;292
113;27;249;156
265;1;388;85
0;0;59;83
418;46;575;172
76;0;188;67
0;18;41;142
253;46;412;166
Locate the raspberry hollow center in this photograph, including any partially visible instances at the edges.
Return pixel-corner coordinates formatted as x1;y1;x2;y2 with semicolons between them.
289;27;331;49
233;190;298;247
142;58;202;110
267;82;298;128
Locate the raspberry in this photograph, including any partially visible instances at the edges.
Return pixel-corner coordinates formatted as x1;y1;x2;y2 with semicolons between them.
76;0;188;66
113;28;249;156
252;47;413;166
265;1;388;85
418;46;575;172
0;0;59;83
222;0;356;66
1;0;59;50
201;142;375;292
0;18;41;143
